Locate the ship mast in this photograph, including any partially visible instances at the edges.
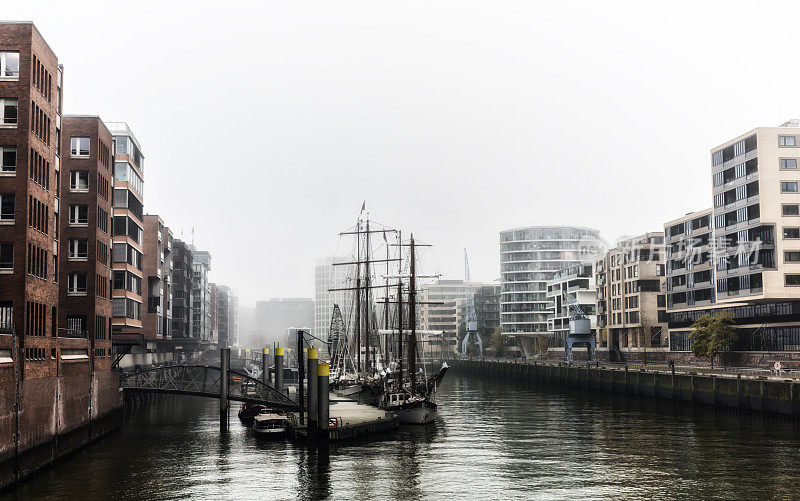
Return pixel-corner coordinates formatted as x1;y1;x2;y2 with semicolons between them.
355;219;361;375
409;234;417;395
364;217;371;379
396;281;403;390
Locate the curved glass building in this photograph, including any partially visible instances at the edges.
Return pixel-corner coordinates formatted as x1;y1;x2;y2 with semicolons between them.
499;225;603;357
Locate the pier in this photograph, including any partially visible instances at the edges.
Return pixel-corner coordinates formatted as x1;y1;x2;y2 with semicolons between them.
451;358;800;418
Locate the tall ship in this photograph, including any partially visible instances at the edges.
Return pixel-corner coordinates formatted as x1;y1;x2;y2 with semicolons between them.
326;207;448;424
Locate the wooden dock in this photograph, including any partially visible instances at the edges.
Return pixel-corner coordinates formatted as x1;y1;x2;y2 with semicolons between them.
289;393;399;442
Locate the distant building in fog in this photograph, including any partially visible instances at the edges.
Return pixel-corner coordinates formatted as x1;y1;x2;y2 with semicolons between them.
314;257;356;339
256;298;314;347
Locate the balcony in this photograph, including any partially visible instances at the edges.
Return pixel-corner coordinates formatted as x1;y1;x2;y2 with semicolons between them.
57;328;88;339
148;296;161;313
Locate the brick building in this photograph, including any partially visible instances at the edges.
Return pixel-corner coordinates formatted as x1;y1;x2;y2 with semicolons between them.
171;239;194;340
58;115;113;371
0;23;120;489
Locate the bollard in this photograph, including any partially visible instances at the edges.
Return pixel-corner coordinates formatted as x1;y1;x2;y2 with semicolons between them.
318;363;330;439
275;347;284;393
308;348;319;430
262;348;270;386
220;347;230;432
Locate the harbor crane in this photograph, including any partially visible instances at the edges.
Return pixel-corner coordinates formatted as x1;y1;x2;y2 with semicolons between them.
461;250;483;357
563;289;596;363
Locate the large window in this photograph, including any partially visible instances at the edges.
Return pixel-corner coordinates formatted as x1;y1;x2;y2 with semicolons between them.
0;242;12;272
67;273;87;295
70;137;90;157
0;146;16;174
780;136;797;147
0;193;14;222
786;274;800;286
782;181;798;193
114;162;144;195
783;204;799;216
784;227;800;239
69;170;89;191
68;239;88;259
69;204;88;225
786;251;800;263
0;52;19;78
0;98;17;126
781;158;798;170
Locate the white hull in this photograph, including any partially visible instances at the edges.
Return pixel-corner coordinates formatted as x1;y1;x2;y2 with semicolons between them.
398;403;436;425
253;427;286;436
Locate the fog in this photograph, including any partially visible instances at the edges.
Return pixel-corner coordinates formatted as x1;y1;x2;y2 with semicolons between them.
6;0;800;304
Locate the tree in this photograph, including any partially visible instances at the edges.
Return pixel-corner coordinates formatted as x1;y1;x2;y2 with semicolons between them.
689;311;737;368
488;327;504;358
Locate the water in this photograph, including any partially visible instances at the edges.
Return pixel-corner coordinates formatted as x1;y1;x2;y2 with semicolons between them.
4;372;800;500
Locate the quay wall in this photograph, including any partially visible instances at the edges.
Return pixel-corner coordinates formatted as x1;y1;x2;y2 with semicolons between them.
0;368;122;491
449;359;800;418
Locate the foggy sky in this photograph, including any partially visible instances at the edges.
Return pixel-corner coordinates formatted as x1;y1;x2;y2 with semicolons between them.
7;0;800;305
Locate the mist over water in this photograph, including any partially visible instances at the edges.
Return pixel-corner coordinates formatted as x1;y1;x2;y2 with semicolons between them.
4;374;800;500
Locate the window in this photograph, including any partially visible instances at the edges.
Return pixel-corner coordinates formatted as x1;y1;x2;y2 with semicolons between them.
69;204;88;225
786;274;800;286
0;52;19;78
70;137;90;157
113;271;125;290
780;136;797;147
68;239;88;259
0;146;15;174
786;251;800;262
781;158;798;170
0;98;17;126
782;181;798;193
0;242;12;272
0;194;14;222
783;204;800;216
784;228;800;239
69;171;89;191
67;273;87;295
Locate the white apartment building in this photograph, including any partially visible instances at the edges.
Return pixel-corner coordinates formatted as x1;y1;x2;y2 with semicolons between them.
500;226;603;357
546;263;597;349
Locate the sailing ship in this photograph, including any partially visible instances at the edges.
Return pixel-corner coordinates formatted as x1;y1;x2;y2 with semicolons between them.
326;209;448;424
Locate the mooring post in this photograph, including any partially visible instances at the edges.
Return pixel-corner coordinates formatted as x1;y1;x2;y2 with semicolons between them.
297;330;306;427
220;347;230;432
262;348;270;386
275;347;284;393
318;363;330;439
308;347;319;431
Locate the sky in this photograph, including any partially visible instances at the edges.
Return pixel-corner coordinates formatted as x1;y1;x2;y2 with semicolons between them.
7;0;800;305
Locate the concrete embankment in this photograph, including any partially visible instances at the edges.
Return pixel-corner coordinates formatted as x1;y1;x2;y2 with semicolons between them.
450;359;800;418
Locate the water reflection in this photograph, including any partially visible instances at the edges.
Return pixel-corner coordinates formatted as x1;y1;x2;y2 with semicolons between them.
3;374;800;500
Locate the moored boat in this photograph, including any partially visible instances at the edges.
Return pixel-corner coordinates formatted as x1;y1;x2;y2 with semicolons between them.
252;410;288;437
238;403;266;425
381;390;437;424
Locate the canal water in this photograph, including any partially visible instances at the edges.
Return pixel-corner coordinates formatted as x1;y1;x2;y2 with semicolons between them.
4;372;800;500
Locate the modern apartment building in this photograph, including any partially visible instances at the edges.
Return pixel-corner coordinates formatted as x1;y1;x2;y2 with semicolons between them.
420;279;493;354
256;298;314;347
473;284;501;338
595;232;668;360
191;249;212;343
170;239;193;339
499;226;603;356
141;215;172;340
108;122;144;342
314;256;355;340
546;263;596;348
215;284;239;348
58;116;113;370
666;121;800;357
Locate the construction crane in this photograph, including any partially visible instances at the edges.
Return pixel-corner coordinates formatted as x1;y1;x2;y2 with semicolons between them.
461;249;483;357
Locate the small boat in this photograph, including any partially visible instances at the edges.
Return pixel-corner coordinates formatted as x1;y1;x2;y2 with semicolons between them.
238;403;266;425
252;410;288;437
381;390;437;425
